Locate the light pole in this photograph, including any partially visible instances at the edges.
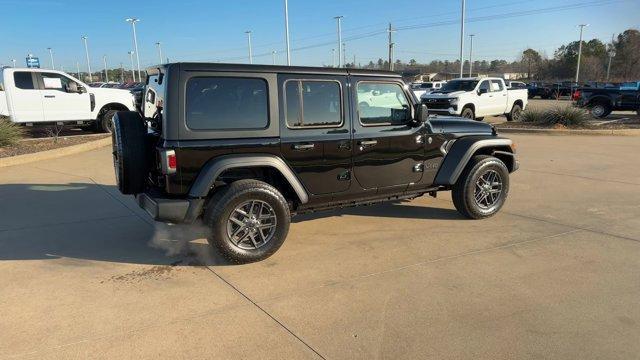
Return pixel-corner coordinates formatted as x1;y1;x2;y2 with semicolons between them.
128;51;136;82
47;47;55;69
331;48;336;67
120;62;124;83
284;0;291;65
245;31;253;64
388;23;395;71
155;42;163;64
575;24;588;83
334;16;344;67
272;51;277;65
458;0;466;78
11;59;16;67
103;55;109;82
126;18;142;81
468;34;475;77
76;62;81;79
81;36;92;82
606;33;615;82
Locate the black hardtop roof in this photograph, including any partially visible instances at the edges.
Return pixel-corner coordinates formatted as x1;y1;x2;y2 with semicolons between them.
147;62;401;78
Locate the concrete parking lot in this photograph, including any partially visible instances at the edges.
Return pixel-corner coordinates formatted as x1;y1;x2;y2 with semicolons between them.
1;133;639;359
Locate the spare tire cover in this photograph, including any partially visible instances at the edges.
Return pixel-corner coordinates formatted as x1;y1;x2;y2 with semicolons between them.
112;111;147;195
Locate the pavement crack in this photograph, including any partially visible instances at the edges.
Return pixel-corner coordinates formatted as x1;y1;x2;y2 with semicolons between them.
203;266;326;360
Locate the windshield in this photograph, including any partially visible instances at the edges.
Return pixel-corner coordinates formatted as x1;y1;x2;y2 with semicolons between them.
440;80;478;92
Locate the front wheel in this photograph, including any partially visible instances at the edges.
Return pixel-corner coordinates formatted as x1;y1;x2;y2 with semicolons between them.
204;180;291;263
590;103;611;118
460;107;475;120
452;155;510;219
98;110;118;133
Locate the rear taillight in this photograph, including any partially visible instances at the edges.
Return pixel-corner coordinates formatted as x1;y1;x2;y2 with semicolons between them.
572;90;581;101
160;149;177;175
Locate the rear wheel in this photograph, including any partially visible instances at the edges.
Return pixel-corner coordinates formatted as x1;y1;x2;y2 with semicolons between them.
505;104;522;121
590;102;611;118
452;155;509;219
204;180;291;263
461;107;475;120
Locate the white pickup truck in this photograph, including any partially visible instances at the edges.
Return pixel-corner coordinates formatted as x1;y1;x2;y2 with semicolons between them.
421;77;528;121
0;67;136;132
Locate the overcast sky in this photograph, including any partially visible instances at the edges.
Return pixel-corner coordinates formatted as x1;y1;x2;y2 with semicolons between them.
1;0;638;70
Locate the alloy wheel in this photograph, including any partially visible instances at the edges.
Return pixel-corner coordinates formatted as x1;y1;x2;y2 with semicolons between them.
226;200;277;250
474;169;503;209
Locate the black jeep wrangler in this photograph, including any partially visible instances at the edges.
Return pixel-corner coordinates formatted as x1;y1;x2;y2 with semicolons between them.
112;63;518;263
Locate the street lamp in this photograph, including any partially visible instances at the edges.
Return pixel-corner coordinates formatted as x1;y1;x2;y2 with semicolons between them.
125;18;142;80
468;34;475;77
272;51;277;65
245;30;253;64
103;55;109;82
458;0;466;78
155;42;163;64
284;0;291;65
81;36;92;82
334;16;344;67
128;51;136;82
11;59;17;67
47;47;55;70
575;24;589;83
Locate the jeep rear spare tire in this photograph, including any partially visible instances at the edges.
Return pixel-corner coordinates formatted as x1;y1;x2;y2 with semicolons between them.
112;111;147;195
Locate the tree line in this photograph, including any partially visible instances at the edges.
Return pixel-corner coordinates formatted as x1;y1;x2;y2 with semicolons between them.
358;29;639;82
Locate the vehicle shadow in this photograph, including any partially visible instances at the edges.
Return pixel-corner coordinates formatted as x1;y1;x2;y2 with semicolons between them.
0;182;461;266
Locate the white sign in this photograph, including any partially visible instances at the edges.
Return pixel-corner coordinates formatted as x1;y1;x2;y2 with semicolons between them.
43;77;63;89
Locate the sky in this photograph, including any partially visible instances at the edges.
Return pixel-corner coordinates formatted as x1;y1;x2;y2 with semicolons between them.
1;0;638;72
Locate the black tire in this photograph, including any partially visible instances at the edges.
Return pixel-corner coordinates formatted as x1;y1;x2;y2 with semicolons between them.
590;102;611;118
460;107;475;120
452;155;510;219
112;111;147;195
505;103;522;122
98;109;118;133
475;117;485;121
204;179;291;263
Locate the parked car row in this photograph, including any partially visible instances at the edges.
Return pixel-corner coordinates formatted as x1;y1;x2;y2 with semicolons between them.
574;81;640;118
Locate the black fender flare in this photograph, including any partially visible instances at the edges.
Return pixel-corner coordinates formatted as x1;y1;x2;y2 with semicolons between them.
434;136;514;185
586;95;613;107
188;154;309;204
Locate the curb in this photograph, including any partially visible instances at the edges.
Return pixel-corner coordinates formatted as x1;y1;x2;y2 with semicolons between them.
0;136;111;168
495;127;640;136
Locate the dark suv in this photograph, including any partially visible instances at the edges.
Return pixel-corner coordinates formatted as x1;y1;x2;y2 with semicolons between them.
112;63;518;263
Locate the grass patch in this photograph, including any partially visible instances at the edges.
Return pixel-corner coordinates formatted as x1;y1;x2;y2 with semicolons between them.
518;107;590;127
0;116;24;147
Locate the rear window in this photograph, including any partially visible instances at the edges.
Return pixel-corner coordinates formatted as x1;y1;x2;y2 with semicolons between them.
14;72;35;90
285;80;342;128
186;77;268;130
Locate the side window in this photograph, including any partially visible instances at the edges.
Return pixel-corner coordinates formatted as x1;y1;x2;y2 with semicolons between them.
284;80;342;128
357;82;410;126
185;77;269;130
14;72;35;90
478;80;491;93
491;80;504;92
41;73;77;92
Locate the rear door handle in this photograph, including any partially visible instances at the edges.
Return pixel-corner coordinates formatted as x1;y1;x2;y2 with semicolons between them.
292;143;315;151
358;140;378;150
44;95;56;98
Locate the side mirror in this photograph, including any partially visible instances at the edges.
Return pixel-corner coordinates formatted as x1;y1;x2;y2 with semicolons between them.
411;104;428;127
77;85;86;94
478;88;488;95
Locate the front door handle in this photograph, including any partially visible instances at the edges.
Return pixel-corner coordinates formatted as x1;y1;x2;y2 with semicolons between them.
44;95;56;98
292;143;315;151
358;140;378;150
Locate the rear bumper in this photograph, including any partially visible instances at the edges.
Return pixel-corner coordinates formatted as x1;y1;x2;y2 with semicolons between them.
136;192;204;223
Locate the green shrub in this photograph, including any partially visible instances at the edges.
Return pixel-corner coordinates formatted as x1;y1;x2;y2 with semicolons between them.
541;106;590;127
0;116;24;147
518;109;545;123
